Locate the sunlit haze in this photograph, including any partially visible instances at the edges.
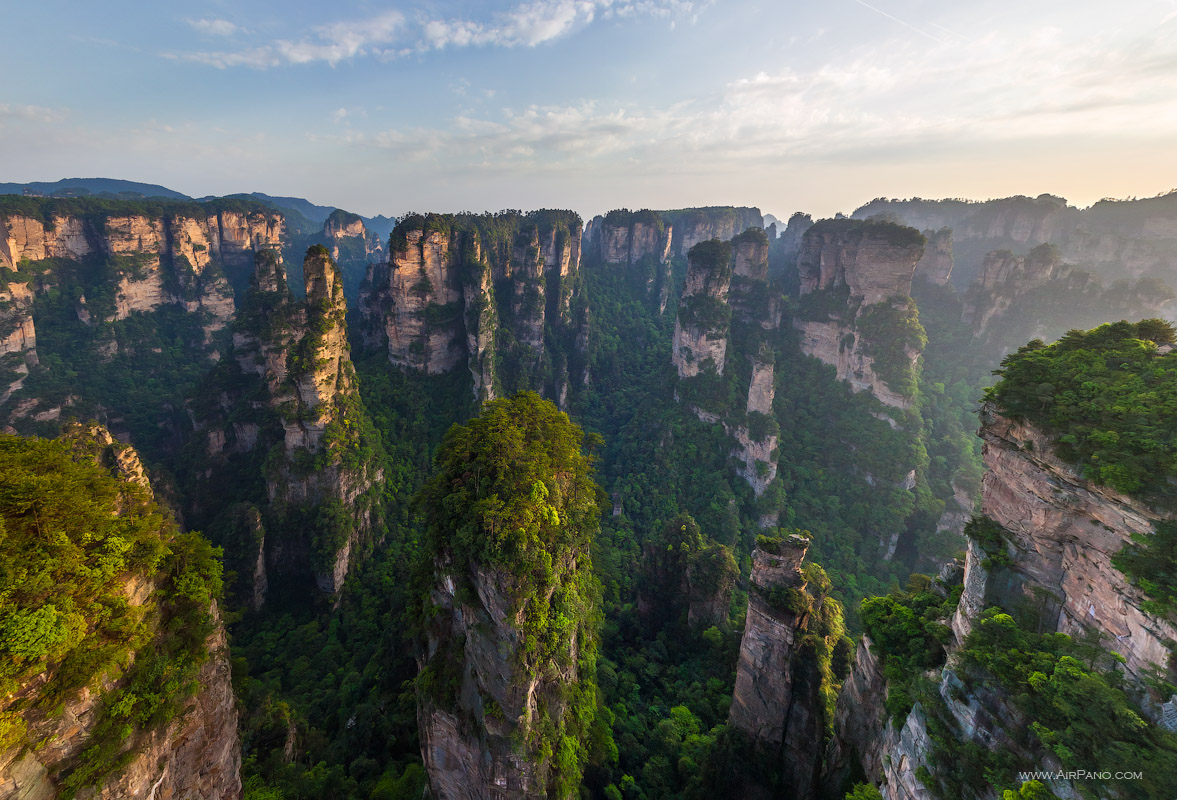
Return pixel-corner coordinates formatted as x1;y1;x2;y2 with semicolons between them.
4;0;1176;217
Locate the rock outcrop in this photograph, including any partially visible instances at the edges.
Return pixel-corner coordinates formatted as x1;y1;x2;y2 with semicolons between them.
960;243;1173;357
853;191;1177;286
636;514;739;631
794;219;926;412
671;229;783;499
828;399;1177;800
358;211;584;402
728;535;835;799
416;394;599;800
0;199;286;343
914;228;953;285
663;207;764;258
0;277;37;402
953;404;1177;679
0;426;240;800
197;246;383;598
672;239;733;378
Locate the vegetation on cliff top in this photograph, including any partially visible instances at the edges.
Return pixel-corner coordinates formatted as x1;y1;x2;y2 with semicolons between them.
806;218;927;250
0;431;222;795
986;319;1177;498
417;391;604;797
939;609;1177;800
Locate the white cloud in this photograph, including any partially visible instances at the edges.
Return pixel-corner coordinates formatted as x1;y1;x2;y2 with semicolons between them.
187;18;241;37
0;104;68;125
172;10;406;68
344;18;1177;173
168;1;699;68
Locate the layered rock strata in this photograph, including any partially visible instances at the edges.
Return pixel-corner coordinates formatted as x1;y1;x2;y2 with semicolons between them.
952;404;1177;679
358;211;584;401
794;219;926;412
728;535;829;799
200;247;383;598
829;402;1177;800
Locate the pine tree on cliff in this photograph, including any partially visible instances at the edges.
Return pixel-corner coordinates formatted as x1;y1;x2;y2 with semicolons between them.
416;391;604;799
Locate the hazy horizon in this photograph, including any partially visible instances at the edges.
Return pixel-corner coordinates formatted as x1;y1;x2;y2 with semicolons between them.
4;0;1176;220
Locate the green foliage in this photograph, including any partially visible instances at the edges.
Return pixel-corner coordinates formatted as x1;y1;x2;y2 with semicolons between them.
1114;520;1177;619
0;432;222;795
948;609;1177;799
860;585;956;721
855;298;927;398
637;513;738;632
677;294;731;332
1002;781;1060;800
417;392;603;795
845;783;884;800
986;319;1177;499
966;516;1013;569
806;218;927;250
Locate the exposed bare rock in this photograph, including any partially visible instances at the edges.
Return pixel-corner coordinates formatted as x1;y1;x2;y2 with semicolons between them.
419;563;579;800
953;404;1177;681
914;228;953;285
0;214;92;267
358;211;584;401
777;212;813;261
673;239;732;378
0;278;37;400
666;207;764;257
728;535;833;798
266;247;383;594
0;428;241;800
794;219;926;412
798;219;923;306
381;226;464;373
793;317;917;411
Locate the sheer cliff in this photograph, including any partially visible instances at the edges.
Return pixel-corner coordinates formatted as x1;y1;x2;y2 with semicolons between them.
415;393;602;800
358;211;585;404
189;246;384;600
854;191;1177;289
0;197;286;451
829;321;1177;800
0;425;239;800
793;218;927;414
727;534;844;800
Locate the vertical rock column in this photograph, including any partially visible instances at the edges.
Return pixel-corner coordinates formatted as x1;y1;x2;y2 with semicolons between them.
728;534;828;799
672;239;733;378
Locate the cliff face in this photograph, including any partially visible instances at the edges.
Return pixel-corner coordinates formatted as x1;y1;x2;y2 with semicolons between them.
852;192;1177;287
670;230;783;499
665;207;764;258
961;244;1063;334
0;203;286;346
415;394;599;800
960;243;1173;357
672;239;733;378
953;405;1177;678
914;228;953;285
201;247;383;598
794;219;926;412
358;211;585;402
728;536;833;799
419;564;580;799
0;277;37;403
0;426;240;800
829;400;1177;800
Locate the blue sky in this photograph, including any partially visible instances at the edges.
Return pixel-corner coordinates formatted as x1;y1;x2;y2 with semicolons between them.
2;0;1177;220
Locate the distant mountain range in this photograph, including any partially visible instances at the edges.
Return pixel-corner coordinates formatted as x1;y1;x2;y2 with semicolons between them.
0;178;395;241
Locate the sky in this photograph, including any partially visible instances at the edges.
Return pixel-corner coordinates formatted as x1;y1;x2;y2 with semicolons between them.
2;0;1177;221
